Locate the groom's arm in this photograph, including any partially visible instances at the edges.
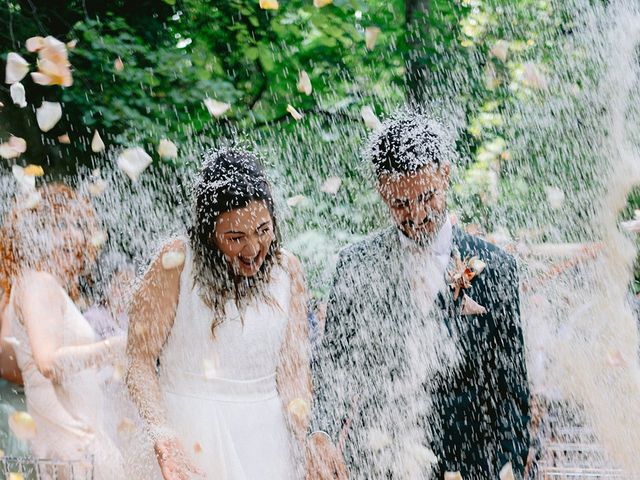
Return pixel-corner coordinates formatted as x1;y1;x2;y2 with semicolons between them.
492;256;531;476
310;251;358;441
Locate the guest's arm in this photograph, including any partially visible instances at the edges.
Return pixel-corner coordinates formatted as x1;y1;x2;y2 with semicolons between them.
493;257;531;475
126;239;202;480
277;252;312;449
13;271;123;383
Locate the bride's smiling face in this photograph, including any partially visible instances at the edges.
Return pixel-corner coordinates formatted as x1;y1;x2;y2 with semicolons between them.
212;200;274;277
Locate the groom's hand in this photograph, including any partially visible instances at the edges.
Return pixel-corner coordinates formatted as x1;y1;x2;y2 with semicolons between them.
305;431;348;480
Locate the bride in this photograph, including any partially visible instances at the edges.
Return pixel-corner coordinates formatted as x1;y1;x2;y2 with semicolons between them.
126;148;311;479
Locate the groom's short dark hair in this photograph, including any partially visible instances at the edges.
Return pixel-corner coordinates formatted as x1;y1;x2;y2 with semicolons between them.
364;109;452;178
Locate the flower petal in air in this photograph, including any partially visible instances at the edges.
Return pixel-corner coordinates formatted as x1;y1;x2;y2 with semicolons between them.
12;165;36;192
91;130;105;153
204;98;231;118
0;136;27;159
116;147;152;181
161;250;186;270
157;139;178;159
5;53;29;84
36;101;62;132
314;0;333;7
30;71;51;86
24;164;44;177
444;473;463;480
287;104;303;120
9;473;24;480
193;442;203;454
320;176;342;195
287;398;309;420
10;82;27;108
9;411;37;440
297;71;312;95
58;133;71;144
259;0;279;10
490;40;509;62
88;179;108;196
114;57;124;72
26;36;45;52
365;27;381;51
90;231;108;248
361;105;381;129
67;39;78;49
499;462;515;480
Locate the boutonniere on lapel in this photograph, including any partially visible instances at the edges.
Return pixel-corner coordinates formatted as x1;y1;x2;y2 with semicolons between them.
446;252;488;315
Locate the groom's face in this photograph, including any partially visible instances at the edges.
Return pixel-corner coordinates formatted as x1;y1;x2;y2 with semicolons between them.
377;164;450;242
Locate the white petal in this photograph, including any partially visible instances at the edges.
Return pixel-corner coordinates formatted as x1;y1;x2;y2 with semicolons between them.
204;98;231;118
297;71;312;95
12;165;35;192
23;191;42;210
444;473;463;480
7;136;26;151
544;186;565;210
90;231;108;248
157;139;178;159
0;137;26;159
320;176;342;195
66;39;78;49
365;27;381;51
91;130;105;153
10;82;27;108
499;462;515;480
9;411;37;440
287;104;303;120
26;36;45;52
87;179;108;196
161;250;186;270
361;105;381;129
116;147;152;181
30;72;51;86
36;101;62;132
5;53;29;84
286;195;305;207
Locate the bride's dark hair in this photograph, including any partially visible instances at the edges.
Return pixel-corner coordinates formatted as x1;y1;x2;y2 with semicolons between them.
188;147;281;336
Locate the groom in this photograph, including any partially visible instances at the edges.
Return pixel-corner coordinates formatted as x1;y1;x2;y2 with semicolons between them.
307;111;530;479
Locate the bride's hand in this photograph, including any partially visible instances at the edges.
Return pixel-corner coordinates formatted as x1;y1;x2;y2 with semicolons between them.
155;438;205;480
305;432;348;480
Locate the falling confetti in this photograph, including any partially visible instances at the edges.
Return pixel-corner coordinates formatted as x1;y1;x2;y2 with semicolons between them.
314;0;333;7
26;36;45;52
12;165;36;192
10;82;27;108
157;139;178;159
91;130;105;153
161;250;186;270
57;133;71;144
24;165;44;177
90;231;108;248
365;27;381;51
114;57;124;72
203;98;231;118
297;71;312;95
286;104;303;120
320;176;342;195
361;105;381;129
116;147;152;181
444;472;462;480
5;52;29;84
36;101;62;132
0;136;27;159
286;195;305;207
193;442;203;454
499;462;515;480
30;36;73;87
259;0;279;9
9;411;37;440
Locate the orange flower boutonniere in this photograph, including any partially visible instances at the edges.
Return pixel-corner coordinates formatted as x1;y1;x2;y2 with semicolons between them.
447;254;488;315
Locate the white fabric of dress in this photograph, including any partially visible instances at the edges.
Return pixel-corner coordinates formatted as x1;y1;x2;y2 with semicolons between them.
158;243;298;479
8;284;125;479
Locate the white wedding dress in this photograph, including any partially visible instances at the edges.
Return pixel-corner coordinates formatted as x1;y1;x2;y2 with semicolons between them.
7;284;125;479
157;244;298;479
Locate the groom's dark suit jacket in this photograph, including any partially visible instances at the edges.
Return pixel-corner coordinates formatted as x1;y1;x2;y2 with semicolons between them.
312;226;530;479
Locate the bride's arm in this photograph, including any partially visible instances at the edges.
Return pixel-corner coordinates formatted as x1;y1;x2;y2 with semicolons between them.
125;239;184;443
277;252;312;448
14;272;124;383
